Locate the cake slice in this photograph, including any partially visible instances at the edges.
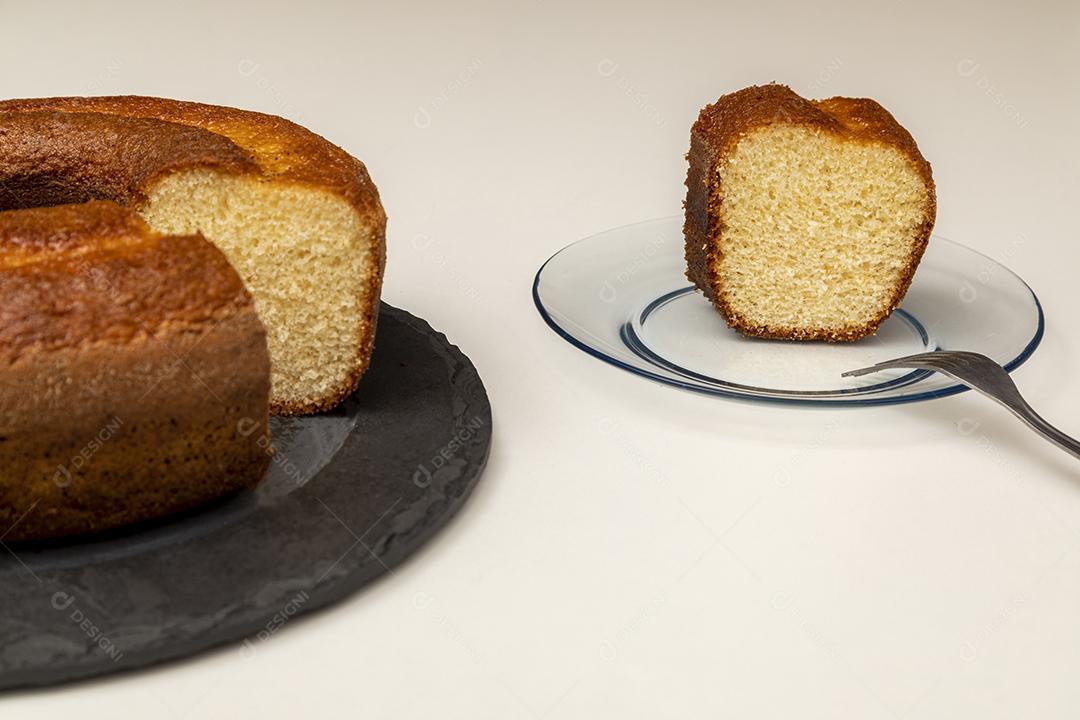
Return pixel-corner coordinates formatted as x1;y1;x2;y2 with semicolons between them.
684;84;936;341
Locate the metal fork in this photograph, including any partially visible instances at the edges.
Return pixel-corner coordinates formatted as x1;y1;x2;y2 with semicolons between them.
842;350;1080;460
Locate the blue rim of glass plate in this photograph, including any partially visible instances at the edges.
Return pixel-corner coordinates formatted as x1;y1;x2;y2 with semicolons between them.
532;221;1045;407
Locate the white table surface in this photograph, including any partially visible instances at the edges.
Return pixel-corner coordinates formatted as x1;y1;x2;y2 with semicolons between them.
3;0;1079;717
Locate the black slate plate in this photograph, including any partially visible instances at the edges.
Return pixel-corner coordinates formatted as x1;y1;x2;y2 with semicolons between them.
0;303;491;691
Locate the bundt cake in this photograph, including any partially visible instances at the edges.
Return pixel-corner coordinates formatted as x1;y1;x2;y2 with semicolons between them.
0;96;387;413
0;201;271;542
684;84;936;341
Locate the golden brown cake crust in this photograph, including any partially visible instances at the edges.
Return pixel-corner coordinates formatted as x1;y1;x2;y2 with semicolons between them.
0;201;271;542
0;201;255;360
0;96;387;412
684;83;937;341
0;110;257;211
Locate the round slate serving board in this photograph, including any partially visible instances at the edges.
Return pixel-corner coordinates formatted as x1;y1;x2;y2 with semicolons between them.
0;304;492;691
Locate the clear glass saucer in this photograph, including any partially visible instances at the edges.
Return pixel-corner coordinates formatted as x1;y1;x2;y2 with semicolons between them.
533;217;1044;405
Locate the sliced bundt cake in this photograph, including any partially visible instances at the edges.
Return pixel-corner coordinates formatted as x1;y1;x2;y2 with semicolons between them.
0;96;387;413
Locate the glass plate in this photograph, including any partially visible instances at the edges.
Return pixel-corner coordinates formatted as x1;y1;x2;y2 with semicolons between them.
533;217;1044;405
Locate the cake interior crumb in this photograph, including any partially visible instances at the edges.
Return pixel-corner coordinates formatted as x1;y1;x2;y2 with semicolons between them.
141;170;377;410
714;124;930;335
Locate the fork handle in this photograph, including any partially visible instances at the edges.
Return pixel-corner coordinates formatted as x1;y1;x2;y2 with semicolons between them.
999;400;1080;461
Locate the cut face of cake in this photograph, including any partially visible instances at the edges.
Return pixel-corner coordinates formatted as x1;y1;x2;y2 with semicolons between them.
684;84;936;341
140;169;377;415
